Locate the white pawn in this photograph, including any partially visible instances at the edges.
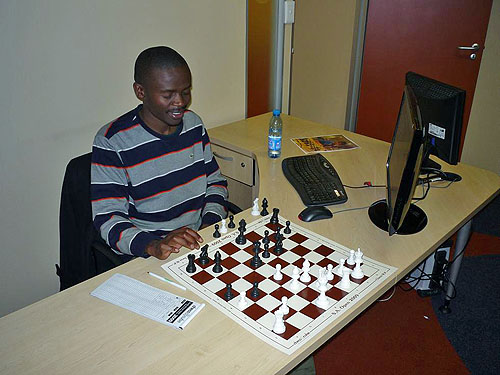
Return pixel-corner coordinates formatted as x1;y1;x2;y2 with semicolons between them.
300;259;311;283
272;310;286;334
220;218;228;234
347;249;356;265
290;266;301;291
326;264;334;281
315;289;329;309
336;258;346;276
340;268;352;289
273;264;283;281
351;259;364;279
279;296;289;315
237;292;248;310
251;198;260;216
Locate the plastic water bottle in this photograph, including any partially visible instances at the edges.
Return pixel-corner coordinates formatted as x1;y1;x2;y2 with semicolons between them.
268;109;283;158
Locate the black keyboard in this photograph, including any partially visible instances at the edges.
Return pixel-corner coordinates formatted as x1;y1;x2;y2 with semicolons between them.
282;153;348;206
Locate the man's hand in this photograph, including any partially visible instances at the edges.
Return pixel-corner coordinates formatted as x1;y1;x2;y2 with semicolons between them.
146;227;204;260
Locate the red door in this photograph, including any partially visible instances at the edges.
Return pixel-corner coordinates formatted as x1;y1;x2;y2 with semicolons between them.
356;0;493;157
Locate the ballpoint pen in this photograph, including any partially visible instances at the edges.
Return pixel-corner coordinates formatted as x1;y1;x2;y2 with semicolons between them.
148;272;187;291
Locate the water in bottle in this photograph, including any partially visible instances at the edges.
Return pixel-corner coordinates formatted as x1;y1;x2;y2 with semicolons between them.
268;109;283;158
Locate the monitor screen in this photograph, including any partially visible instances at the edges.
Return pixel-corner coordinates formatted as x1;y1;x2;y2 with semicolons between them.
405;72;465;168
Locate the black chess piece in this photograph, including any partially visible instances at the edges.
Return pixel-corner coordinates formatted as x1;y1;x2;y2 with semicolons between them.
235;226;246;245
199;244;210;265
284;220;291;234
186;254;197;273
262;242;270;258
260;198;269;216
212;251;223;273
275;226;282;242
224;283;234;301
250;282;260;298
238;219;246;231
262;230;270;245
250;241;262;267
228;215;235;228
270;208;279;225
274;239;283;255
213;223;221;238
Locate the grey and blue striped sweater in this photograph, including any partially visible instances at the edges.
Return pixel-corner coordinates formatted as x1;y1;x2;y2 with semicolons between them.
91;105;228;257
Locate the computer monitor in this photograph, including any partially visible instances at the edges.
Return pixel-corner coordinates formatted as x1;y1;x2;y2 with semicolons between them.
368;85;428;235
405;72;465;175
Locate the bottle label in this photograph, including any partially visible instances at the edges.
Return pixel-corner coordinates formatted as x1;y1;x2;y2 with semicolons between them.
268;135;281;151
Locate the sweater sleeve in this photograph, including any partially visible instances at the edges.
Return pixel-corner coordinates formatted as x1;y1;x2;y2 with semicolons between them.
90;134;160;256
200;126;228;226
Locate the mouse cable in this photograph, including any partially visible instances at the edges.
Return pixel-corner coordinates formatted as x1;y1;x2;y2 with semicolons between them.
331;205;372;215
343;183;385;189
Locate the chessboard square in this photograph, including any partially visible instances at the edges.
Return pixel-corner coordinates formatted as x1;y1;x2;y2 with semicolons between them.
259;278;281;294
221;257;240;270
230;263;253;278
242;244;256;255
283;279;307;294
281;264;297;277
195;257;214;269
245;231;263;243
243;271;267;285
270;273;291;285
268;257;289;270
301;303;325;319
304;251;325;264
256;294;281;311
257;263;276;278
261;252;277;264
288;233;308;244
265;222;284;232
286;311;314;330
232;278;253;293
288;244;310;257
316;258;337;269
203;277;226;293
191;269;213;285
326;286;347;301
270;286;294;300
217;270;240;285
243;303;268;321
280;322;301;340
297;287;320;302
216;286;239;301
256;311;275;331
314;244;336;257
279;250;301;264
309;264;324;278
231;250;253;263
287;294;310;311
219;242;240;255
301;238;321;250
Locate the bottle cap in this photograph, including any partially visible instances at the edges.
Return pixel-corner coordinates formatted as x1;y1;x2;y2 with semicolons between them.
272;109;281;116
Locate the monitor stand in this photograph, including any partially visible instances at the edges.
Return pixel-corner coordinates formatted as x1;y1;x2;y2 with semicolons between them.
368;199;428;235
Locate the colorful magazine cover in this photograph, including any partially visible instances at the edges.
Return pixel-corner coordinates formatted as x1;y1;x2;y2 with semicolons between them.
291;134;359;153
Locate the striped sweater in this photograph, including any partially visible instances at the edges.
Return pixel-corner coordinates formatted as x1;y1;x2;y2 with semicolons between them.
90;105;228;257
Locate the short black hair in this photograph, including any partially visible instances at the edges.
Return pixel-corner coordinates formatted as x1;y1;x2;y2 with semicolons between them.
134;46;189;85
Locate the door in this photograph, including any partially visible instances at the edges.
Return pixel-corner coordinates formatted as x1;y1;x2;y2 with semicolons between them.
356;0;493;157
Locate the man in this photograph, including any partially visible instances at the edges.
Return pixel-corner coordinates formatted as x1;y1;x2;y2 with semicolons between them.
91;46;228;260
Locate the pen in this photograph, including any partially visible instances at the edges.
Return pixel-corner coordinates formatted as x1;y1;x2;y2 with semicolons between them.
148;272;187;291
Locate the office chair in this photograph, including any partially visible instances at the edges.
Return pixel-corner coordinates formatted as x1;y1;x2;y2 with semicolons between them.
57;152;241;291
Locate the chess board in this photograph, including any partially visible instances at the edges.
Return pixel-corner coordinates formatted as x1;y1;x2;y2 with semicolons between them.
162;215;397;355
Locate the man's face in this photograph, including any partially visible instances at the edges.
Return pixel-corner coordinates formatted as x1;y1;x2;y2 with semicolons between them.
134;65;192;133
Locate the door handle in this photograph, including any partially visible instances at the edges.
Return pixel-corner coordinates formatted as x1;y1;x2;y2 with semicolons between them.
213;151;233;162
458;43;480;50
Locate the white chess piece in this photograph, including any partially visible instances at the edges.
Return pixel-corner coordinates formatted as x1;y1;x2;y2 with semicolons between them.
220;219;228;234
279;296;289;315
272;310;286;334
290;266;301;291
300;259;311;283
355;248;364;263
326;264;334;281
315;289;329;309
237;292;248;310
316;268;328;292
273;264;283;281
347;249;356;265
251;198;260;216
336;258;346;276
351;259;364;279
340;268;352;289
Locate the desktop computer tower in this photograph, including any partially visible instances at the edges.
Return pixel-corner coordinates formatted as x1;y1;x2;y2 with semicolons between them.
408;239;452;292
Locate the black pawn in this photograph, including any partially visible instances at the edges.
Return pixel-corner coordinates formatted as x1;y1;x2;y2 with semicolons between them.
228;215;235;228
284;220;291;234
260;198;269;216
199;244;210;265
250;282;260;298
212;251;223;273
186;254;197;273
224;283;234;301
262;243;270;258
262;230;270;245
270;208;279;225
213;223;221;238
250;241;262;267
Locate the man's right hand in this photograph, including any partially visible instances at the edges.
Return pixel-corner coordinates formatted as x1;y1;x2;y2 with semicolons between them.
146;227;204;260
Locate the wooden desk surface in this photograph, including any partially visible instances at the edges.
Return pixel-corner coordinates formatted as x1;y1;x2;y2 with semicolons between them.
1;114;498;375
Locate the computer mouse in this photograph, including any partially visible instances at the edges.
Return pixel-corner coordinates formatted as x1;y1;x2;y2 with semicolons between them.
298;206;333;222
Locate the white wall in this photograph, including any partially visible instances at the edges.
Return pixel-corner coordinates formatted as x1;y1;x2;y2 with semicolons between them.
0;0;246;317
